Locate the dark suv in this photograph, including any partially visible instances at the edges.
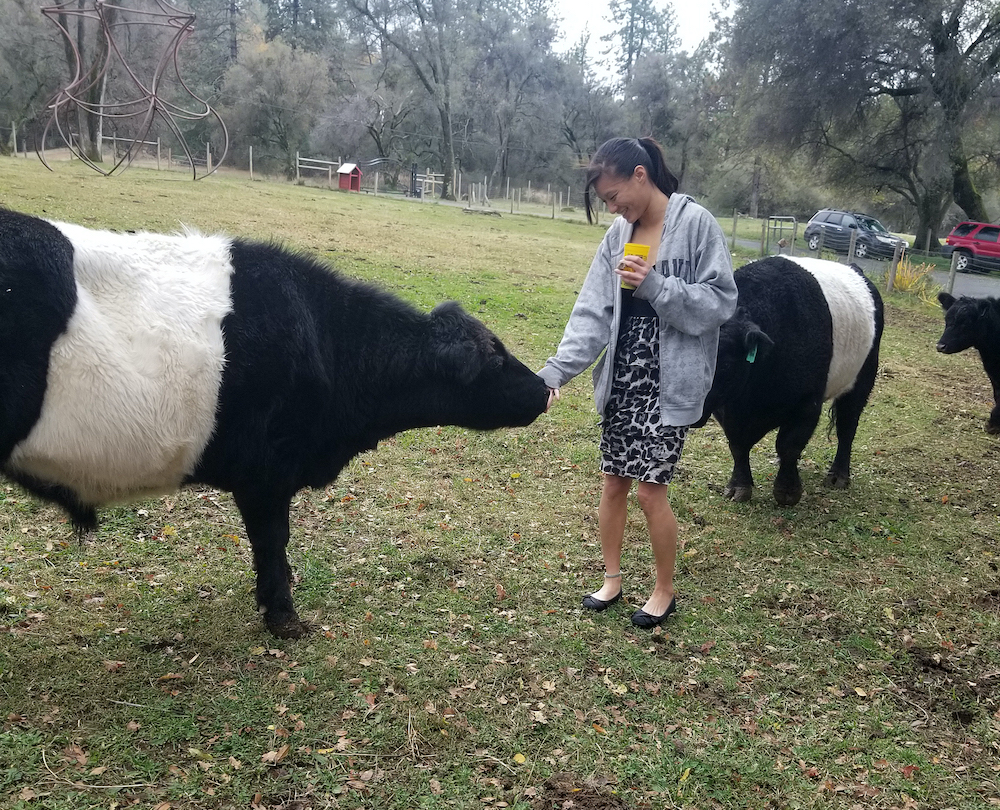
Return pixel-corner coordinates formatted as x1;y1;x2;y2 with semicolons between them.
804;209;908;259
939;221;1000;273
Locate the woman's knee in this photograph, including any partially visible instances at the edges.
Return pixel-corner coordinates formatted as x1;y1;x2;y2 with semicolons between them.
635;482;669;513
602;475;632;501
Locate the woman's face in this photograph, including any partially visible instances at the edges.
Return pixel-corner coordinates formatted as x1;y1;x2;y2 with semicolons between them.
592;165;651;224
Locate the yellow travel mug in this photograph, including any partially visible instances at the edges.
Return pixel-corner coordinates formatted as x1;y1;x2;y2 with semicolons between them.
620;242;650;289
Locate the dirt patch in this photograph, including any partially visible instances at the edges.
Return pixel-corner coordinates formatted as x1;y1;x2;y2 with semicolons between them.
531;772;632;810
898;646;999;726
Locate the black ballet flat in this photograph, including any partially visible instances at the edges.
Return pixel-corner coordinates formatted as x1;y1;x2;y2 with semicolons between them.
630;596;677;628
581;591;623;612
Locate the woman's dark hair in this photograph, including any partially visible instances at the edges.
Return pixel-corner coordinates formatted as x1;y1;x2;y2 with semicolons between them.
583;137;679;224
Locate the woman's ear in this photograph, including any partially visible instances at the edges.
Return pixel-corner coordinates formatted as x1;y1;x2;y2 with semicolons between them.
632;164;647;184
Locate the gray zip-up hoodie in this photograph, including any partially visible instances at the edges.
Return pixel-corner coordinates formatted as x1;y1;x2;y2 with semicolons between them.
538;194;738;426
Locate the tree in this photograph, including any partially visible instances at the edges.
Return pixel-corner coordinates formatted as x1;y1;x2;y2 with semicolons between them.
220;30;332;173
602;0;676;86
558;32;621;165
464;0;560;194
0;0;65;154
723;0;1000;242
339;0;469;198
319;43;424;185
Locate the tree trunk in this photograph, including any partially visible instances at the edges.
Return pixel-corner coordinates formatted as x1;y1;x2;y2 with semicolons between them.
229;0;239;61
951;146;989;223
438;104;456;199
912;185;949;252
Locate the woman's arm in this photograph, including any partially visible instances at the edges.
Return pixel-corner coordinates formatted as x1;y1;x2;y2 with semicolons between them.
637;208;737;336
538;235;618;390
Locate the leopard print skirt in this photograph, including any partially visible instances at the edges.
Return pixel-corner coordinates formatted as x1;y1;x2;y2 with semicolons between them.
600;317;688;484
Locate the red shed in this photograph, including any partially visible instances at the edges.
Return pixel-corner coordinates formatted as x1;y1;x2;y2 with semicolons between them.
337;162;362;191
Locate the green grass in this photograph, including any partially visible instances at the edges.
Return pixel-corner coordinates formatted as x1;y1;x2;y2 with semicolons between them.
1;157;999;809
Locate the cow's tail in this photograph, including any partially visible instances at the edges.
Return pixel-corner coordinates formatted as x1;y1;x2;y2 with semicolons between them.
826;401;838;440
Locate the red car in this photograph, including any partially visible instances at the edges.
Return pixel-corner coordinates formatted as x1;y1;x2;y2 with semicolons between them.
940;221;1000;273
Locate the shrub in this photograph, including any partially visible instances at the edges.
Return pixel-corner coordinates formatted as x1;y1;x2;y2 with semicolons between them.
890;255;940;304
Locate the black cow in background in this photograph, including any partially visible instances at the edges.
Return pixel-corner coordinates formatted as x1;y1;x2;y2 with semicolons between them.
937;292;1000;435
695;256;884;506
0;208;549;638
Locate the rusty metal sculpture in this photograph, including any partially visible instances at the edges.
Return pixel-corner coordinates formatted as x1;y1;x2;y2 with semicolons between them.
40;0;228;179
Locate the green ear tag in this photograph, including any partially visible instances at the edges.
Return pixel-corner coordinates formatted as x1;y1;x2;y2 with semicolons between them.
746;344;758;363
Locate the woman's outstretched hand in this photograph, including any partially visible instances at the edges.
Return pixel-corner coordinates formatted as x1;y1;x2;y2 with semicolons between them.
546;388;560;412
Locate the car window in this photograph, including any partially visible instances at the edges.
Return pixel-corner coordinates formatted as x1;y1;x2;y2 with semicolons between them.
842;215;857;228
951;223;977;237
975;226;1000;243
857;215;888;233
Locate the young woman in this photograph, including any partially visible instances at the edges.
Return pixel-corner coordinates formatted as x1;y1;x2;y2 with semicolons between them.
539;137;737;627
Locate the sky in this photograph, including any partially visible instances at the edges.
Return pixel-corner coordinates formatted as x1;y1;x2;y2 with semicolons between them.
549;0;720;56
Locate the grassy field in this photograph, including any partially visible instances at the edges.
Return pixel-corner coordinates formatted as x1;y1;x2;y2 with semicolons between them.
1;158;998;810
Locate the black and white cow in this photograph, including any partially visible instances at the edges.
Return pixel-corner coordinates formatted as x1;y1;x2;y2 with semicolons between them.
695;255;884;506
937;292;1000;435
0;207;549;637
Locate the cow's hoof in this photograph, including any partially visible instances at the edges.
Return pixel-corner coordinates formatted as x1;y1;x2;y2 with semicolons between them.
824;471;851;490
264;612;310;639
985;420;1000;435
773;487;802;507
723;484;753;502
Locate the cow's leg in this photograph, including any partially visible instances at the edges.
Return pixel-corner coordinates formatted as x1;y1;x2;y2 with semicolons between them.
723;442;755;502
826;349;879;487
233;491;307;639
773;401;822;506
987;387;1000;435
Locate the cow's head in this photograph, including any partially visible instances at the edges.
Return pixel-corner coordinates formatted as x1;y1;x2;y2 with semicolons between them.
693;306;774;427
937;292;992;354
427;302;548;428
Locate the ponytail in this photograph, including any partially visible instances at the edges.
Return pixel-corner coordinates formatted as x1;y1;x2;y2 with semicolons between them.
583;136;679;224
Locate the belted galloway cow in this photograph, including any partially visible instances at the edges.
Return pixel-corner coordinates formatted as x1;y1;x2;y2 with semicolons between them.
0;207;548;637
695;255;883;505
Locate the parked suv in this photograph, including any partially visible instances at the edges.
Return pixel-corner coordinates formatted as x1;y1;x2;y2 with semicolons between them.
804;209;909;259
940;221;1000;273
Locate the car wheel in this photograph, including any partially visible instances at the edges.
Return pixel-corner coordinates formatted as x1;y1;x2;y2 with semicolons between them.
854;242;868;259
954;251;971;272
807;234;820;251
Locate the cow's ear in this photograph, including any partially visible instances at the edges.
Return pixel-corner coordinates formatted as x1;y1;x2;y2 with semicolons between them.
938;292;956;311
430;301;489;384
744;325;774;364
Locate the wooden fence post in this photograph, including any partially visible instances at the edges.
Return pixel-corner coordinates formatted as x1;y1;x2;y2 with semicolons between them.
888;242;901;292
730;209;739;251
946;250;960;294
249;145;253;181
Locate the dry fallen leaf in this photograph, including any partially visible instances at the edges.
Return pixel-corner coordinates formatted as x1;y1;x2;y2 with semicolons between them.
261;745;290;765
